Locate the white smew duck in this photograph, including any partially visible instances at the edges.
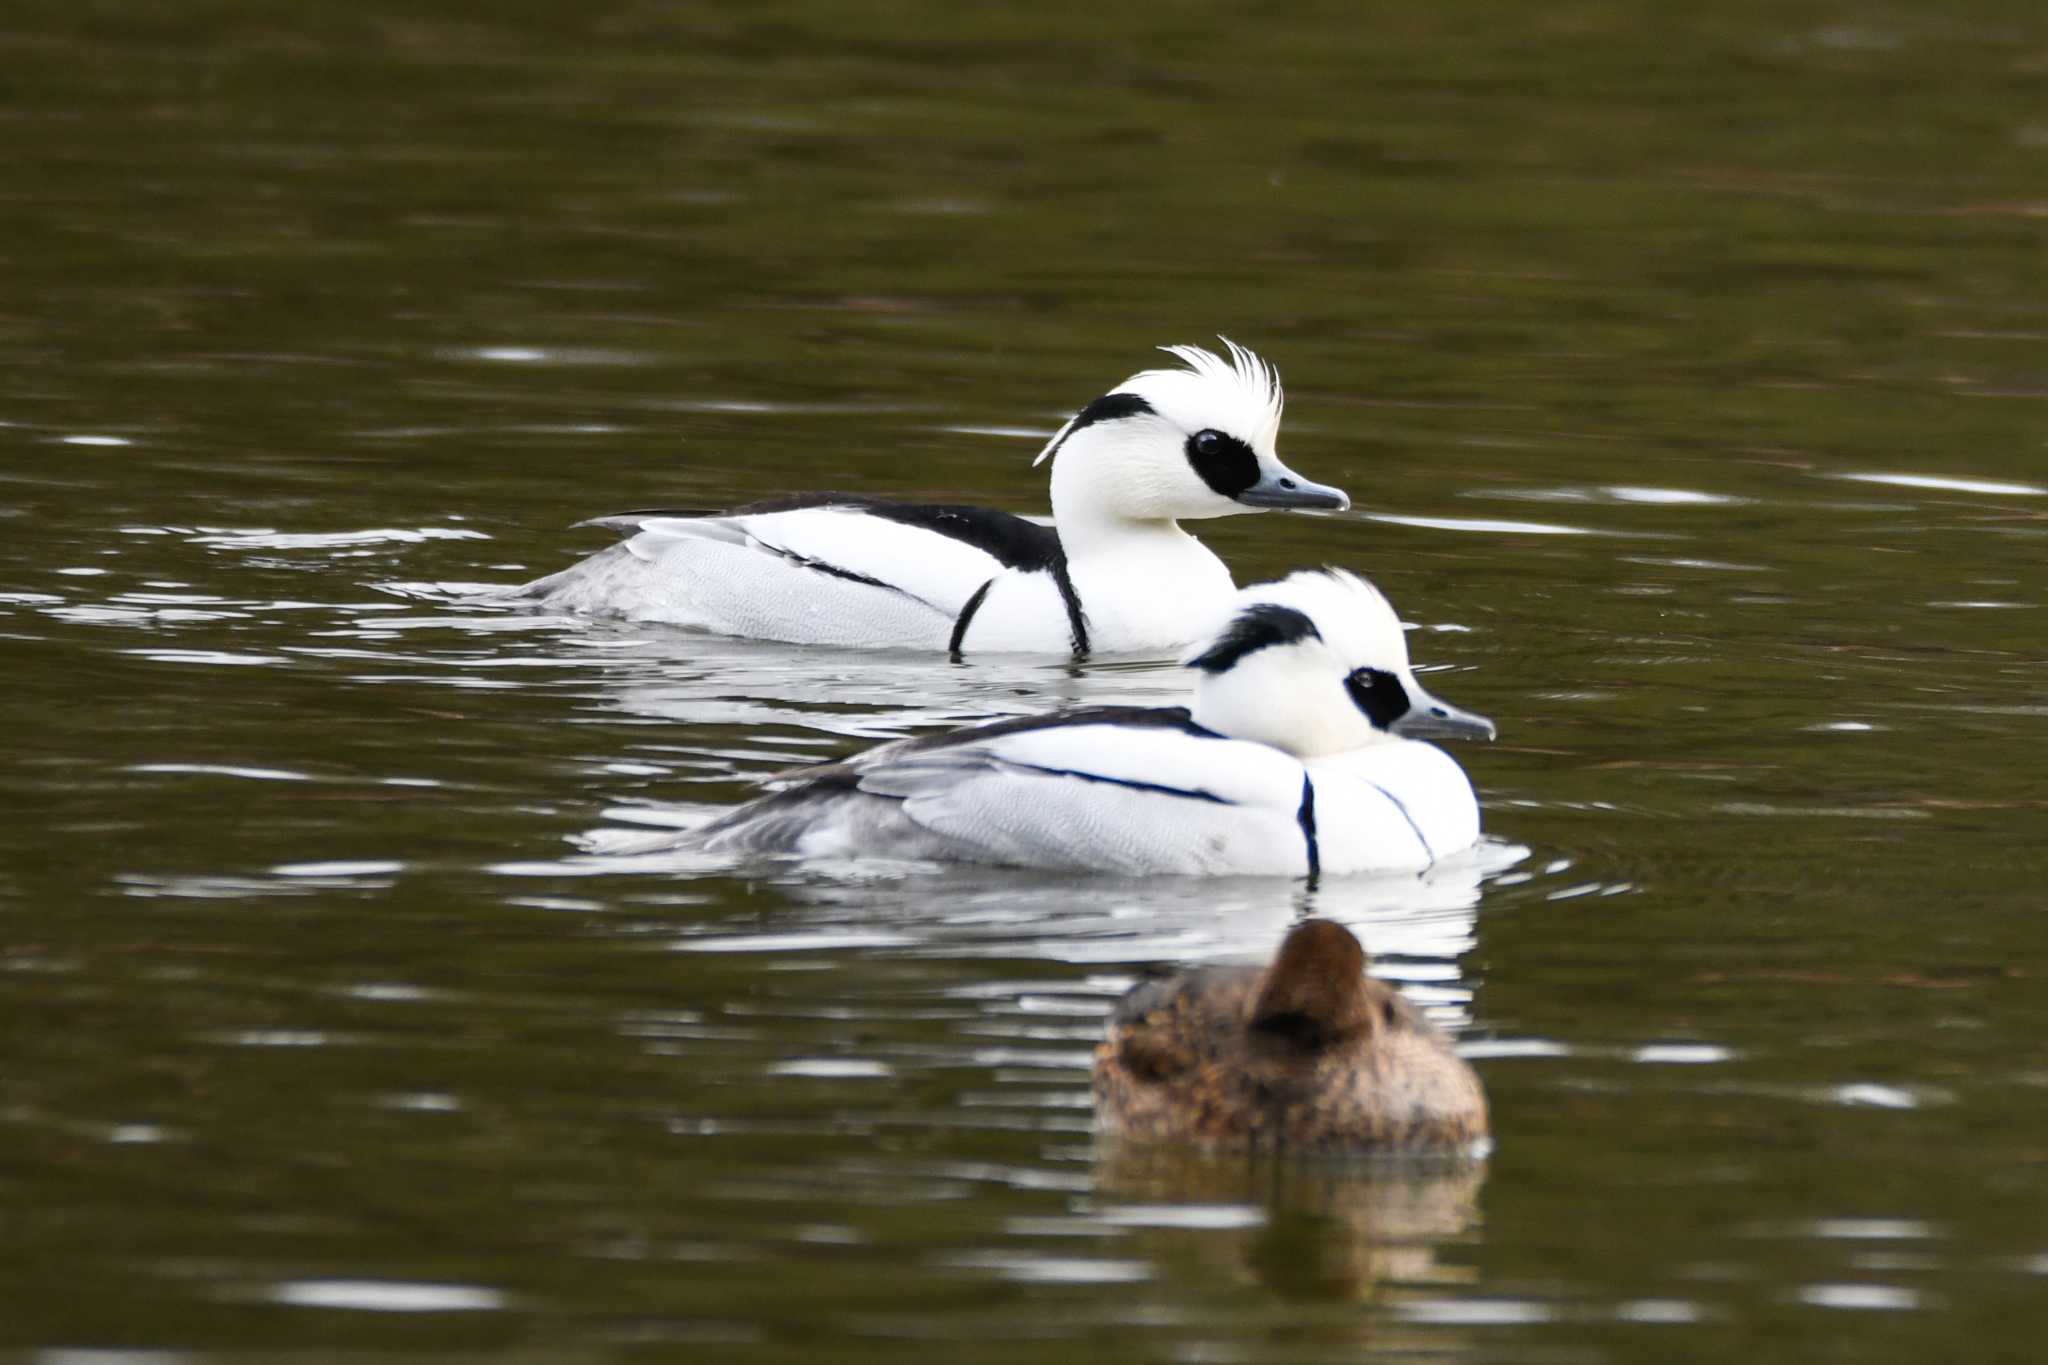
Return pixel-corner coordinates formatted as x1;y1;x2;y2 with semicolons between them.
674;569;1495;876
512;341;1347;656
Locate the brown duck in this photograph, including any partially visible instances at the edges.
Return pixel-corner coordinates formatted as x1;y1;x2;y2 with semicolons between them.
1093;919;1488;1155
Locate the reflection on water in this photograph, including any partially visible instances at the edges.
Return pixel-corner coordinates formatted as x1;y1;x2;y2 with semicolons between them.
553;627;1187;742
5;1;2048;1359
9;461;2044;1356
1093;1146;1486;1303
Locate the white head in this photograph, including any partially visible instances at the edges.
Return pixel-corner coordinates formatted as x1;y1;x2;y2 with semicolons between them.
1183;569;1495;757
1035;340;1349;529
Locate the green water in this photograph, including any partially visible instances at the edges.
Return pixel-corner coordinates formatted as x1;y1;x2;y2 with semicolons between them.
4;2;2046;1360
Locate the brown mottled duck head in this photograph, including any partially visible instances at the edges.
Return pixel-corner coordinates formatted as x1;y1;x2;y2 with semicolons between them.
1245;918;1375;1048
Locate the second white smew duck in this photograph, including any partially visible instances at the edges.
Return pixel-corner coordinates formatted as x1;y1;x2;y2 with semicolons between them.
670;569;1495;877
512;341;1347;656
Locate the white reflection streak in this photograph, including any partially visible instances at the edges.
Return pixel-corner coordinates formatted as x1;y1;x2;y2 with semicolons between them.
1838;472;2045;497
264;1279;506;1312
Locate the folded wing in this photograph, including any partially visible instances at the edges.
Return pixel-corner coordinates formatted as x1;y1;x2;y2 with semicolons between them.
851;722;1312;875
525;498;1047;644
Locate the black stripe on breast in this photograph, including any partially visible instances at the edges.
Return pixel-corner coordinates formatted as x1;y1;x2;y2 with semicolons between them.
1048;554;1090;658
1362;778;1435;863
948;577;996;658
1296;772;1320;883
938;556;1088;661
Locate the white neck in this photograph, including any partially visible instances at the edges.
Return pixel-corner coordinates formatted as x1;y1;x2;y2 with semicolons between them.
1054;504;1198;561
1047;428;1205;560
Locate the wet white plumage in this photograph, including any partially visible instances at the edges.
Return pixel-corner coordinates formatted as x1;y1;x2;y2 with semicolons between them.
510;341;1348;655
666;570;1494;876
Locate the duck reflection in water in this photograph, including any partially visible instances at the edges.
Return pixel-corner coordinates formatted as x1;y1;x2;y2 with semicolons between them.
1094;919;1488;1155
1092;1143;1485;1302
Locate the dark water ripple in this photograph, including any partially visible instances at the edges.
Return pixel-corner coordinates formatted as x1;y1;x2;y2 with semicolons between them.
4;3;2048;1360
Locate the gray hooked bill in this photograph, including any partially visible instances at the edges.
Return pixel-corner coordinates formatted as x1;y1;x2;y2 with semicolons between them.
1390;685;1497;742
1234;466;1351;511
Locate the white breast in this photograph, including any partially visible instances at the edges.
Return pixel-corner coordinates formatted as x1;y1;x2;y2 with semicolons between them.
949;528;1238;655
1064;533;1237;655
1306;741;1481;876
952;572;1080;653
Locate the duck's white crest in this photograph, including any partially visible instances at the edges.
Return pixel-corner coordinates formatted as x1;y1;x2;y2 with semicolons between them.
1035;336;1284;467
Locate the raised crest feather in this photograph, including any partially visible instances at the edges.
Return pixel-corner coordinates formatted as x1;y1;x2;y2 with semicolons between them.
1152;337;1285;451
1034;337;1284;467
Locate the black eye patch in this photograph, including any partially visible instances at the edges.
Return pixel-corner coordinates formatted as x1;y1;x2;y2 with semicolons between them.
1344;667;1411;729
1184;428;1260;498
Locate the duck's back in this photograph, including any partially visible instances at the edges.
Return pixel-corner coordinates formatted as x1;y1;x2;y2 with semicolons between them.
683;707;1315;873
513;495;1072;650
1094;966;1263;1143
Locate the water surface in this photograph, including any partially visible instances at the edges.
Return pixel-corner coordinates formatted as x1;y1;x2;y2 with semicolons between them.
3;3;2047;1360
